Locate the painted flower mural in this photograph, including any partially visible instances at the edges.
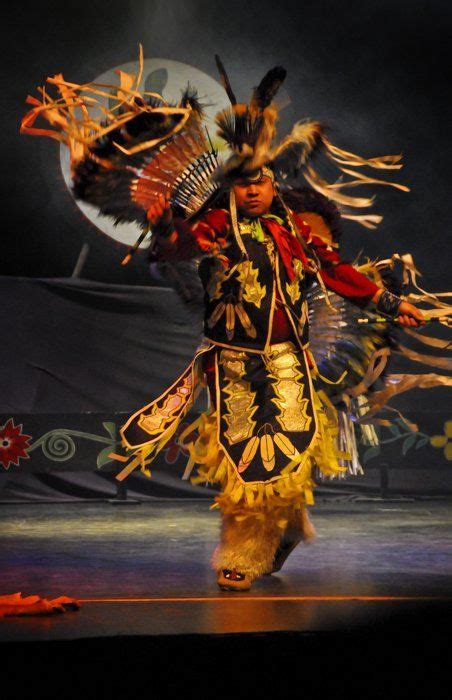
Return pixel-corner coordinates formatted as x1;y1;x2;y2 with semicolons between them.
0;419;32;470
430;421;452;461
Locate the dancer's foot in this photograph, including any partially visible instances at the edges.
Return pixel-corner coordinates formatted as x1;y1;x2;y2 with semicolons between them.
266;511;316;574
217;568;252;591
267;534;302;574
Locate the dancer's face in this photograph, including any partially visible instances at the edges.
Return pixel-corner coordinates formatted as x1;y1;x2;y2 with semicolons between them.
233;174;275;217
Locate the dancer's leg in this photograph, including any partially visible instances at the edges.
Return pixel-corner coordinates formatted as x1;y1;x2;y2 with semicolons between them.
213;500;316;589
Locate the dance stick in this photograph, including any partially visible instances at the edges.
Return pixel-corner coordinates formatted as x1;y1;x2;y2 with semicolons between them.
121;225;152;266
356;316;451;326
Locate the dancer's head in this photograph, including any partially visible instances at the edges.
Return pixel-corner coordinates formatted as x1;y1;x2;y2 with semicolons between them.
232;167;276;217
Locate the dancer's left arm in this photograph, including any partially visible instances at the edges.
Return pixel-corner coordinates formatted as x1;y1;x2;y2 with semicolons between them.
294;215;425;328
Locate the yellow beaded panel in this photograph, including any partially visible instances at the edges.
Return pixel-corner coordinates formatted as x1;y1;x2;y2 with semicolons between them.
206;261;228;301
298;299;308;334
285;259;305;305
265;344;312;433
236;260;266;309
138;375;192;436
220;349;258;445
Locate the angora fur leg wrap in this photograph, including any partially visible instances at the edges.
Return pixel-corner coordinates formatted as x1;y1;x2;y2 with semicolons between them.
212;502;315;581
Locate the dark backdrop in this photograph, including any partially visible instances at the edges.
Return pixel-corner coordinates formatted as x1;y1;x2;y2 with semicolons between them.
2;0;451;287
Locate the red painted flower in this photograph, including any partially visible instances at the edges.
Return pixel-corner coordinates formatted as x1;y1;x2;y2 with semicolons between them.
164;439;188;465
0;419;32;470
163;422;190;464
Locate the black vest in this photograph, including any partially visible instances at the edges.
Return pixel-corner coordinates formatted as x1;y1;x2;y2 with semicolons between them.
198;221;311;352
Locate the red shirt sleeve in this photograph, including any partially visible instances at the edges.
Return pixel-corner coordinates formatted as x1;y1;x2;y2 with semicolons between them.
155;209;230;261
293;213;379;308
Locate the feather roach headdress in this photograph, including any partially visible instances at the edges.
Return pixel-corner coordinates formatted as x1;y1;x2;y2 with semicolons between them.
213;56;409;230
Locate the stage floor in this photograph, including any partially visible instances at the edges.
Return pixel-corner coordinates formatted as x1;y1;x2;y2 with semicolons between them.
0;498;450;641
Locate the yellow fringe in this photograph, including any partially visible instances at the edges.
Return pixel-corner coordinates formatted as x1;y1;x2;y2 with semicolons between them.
115;417;182;481
181;390;347;513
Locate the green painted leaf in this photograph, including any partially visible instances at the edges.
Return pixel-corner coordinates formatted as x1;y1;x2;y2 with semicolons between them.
402;434;417;455
415;437;429;449
363;445;381;464
97;446;115;469
145;69;168;97
103;422;117;440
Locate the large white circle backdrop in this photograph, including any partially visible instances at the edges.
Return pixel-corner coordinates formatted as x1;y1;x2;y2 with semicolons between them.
59;58;229;248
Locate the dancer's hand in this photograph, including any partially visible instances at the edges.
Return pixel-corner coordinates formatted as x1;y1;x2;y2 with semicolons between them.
396;301;426;327
146;194;173;234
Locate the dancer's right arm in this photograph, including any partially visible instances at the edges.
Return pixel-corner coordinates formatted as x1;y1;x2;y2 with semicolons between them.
146;194;229;260
146;194;175;240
